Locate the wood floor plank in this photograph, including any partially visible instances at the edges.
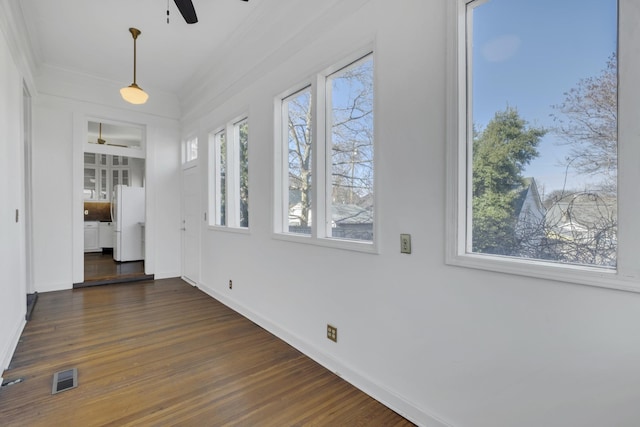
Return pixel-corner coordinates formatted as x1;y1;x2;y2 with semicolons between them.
0;278;414;426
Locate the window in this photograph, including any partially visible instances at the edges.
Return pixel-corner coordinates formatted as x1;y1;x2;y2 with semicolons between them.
209;117;249;229
214;130;227;226
277;52;374;246
328;58;374;241
283;88;313;234
185;136;198;163
448;0;640;290
237;119;249;228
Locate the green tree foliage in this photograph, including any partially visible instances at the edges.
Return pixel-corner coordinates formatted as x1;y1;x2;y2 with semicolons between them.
239;121;249;228
472;107;546;254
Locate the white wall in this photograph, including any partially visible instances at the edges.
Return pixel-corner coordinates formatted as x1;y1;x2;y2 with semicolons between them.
182;1;640;426
4;0;640;425
30;89;182;290
0;12;27;375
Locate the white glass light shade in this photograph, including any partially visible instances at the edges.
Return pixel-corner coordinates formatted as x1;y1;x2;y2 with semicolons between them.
120;84;149;105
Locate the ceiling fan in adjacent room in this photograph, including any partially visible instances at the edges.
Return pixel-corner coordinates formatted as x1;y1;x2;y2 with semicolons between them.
88;123;127;148
172;0;249;24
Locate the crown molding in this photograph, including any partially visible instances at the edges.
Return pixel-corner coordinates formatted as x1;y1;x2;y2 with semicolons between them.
0;0;40;93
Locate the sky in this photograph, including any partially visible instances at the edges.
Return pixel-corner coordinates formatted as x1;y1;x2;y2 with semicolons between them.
470;0;617;197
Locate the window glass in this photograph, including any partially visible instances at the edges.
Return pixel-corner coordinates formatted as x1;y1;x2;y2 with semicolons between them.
186;137;198;162
215;131;227;226
284;88;313;234
465;0;617;267
237;120;249;228
84;168;96;199
100;169;108;200
328;55;374;241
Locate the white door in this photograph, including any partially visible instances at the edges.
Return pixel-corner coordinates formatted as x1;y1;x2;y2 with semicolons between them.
182;165;200;284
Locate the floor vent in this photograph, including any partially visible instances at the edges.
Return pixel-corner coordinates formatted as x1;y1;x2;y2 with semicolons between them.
51;368;78;394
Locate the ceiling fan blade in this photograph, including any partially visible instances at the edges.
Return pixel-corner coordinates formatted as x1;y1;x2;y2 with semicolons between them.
174;0;198;24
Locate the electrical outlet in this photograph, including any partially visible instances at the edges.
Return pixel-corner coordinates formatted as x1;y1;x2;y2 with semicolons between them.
229;280;233;290
327;324;337;342
400;234;411;254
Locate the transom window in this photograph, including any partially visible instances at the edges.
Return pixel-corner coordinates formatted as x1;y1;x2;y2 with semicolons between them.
184;136;198;163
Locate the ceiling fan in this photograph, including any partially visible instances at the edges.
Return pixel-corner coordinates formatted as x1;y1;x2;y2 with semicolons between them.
89;123;127;148
173;0;249;24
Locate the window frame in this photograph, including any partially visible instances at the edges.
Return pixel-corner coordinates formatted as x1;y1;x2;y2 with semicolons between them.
273;49;377;253
208;115;250;232
446;0;640;292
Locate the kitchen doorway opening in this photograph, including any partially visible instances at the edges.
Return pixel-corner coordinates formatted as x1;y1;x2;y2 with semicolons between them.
79;120;151;287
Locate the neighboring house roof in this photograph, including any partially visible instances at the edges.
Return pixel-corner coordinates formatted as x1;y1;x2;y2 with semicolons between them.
332;204;373;225
288;202;373;226
545;192;617;230
514;177;545;220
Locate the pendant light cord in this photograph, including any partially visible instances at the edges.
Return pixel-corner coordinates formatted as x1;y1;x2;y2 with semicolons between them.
133;34;137;85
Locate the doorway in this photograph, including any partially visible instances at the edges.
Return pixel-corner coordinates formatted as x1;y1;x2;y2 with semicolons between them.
80;120;150;286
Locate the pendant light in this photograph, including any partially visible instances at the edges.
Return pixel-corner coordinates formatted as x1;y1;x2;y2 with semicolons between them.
120;28;149;104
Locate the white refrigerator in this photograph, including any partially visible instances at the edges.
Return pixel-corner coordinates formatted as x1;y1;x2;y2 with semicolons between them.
111;185;145;262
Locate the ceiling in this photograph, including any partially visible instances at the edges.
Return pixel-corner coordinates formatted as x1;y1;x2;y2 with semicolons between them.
19;0;260;95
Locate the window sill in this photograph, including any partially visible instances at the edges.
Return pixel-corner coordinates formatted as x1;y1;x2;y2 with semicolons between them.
446;252;640;293
207;225;250;235
272;232;378;254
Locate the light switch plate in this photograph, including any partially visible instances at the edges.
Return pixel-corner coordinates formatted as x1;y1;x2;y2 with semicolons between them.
400;234;411;254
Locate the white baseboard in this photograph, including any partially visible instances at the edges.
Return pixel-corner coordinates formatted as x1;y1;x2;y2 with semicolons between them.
1;317;26;375
154;270;181;280
195;282;451;427
180;276;198;287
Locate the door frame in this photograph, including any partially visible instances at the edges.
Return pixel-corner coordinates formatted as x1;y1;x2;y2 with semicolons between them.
181;161;201;285
22;83;34;294
72;113;149;285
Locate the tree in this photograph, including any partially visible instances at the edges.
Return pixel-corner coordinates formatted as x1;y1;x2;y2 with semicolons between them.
551;53;617;193
472;107;546;254
287;90;313;228
239;121;249;227
330;60;374;208
287;57;374;235
544;53;618;266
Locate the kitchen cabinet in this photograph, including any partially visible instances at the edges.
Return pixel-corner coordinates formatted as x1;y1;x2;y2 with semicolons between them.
84;167;98;200
84;221;100;252
111;168;130;188
99;222;114;248
84;154;133;201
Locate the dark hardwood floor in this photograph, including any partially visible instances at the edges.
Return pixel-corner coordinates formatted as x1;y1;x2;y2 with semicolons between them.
82;252;151;287
0;278;414;426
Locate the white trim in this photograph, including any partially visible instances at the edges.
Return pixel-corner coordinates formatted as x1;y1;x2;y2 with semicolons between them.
272;231;377;254
1;317;25;374
207;225;250;235
446;0;640;293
